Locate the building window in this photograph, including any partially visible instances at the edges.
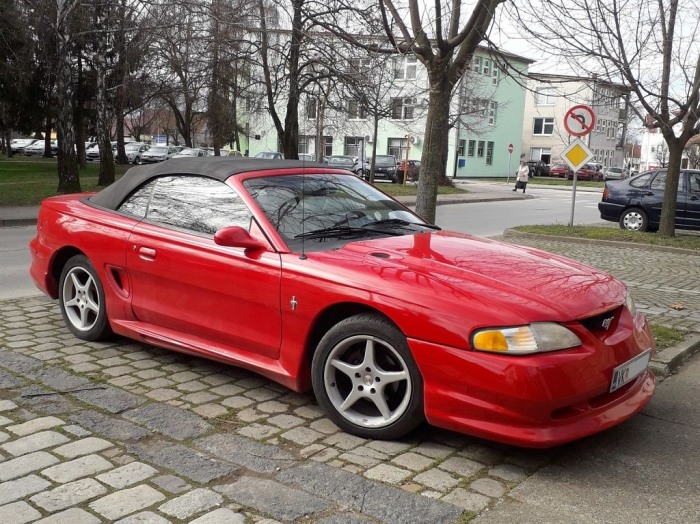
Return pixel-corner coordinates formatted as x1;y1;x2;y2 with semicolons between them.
393;56;417;80
388;137;407;160
344;137;363;157
458;140;466;156
467;140;475;157
307;98;317;119
477;141;485;157
486;141;494;165
472;56;482;73
391;97;415;120
492;67;499;85
349;57;370;74
488;101;497;125
481;59;491;76
347;99;366;120
533;117;554;135
535;87;557;105
299;135;311;154
322;136;333;157
530;147;551;164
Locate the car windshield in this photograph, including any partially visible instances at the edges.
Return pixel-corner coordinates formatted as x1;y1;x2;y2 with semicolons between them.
150;147;168;154
255;152;281;159
243;173;437;253
125;144;143;151
177;148;199;156
376;156;395;166
328;157;354;166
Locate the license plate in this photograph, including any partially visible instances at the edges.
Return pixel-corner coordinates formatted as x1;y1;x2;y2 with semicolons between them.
610;349;651;393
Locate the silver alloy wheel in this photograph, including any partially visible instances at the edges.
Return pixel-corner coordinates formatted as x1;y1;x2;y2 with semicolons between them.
622;210;645;231
61;266;101;332
323;334;412;429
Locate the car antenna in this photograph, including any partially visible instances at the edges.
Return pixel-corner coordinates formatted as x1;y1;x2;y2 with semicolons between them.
299;157;307;260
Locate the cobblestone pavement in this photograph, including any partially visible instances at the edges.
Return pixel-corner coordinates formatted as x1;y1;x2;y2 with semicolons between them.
1;236;698;524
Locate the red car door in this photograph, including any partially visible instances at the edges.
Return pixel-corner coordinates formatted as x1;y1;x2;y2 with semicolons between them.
124;176;283;359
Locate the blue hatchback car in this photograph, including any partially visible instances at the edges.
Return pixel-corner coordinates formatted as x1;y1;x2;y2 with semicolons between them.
599;169;700;231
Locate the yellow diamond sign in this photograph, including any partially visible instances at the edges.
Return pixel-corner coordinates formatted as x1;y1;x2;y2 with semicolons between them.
561;139;593;172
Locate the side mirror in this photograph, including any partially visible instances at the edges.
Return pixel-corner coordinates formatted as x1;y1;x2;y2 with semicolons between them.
214;226;268;251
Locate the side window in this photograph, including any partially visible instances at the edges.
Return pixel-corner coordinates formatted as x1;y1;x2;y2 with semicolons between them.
650;172;666;190
118;182;156;218
688;173;700;194
629;172;655;188
141;176;252;235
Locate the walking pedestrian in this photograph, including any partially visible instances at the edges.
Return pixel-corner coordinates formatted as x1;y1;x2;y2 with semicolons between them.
513;160;529;193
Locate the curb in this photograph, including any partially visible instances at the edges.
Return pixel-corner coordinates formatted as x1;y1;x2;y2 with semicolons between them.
0;217;37;228
650;334;700;379
502;228;700;256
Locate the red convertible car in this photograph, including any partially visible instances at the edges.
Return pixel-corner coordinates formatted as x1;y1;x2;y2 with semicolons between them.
30;158;655;447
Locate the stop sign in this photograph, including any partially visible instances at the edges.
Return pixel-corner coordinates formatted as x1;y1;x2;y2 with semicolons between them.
508;143;514;153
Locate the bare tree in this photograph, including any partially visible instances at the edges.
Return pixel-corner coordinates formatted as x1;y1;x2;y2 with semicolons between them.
513;0;700;237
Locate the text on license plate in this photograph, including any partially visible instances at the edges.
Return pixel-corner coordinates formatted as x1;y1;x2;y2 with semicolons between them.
610;349;651;393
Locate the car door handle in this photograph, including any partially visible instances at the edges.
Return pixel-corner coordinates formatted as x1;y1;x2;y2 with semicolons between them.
137;246;157;261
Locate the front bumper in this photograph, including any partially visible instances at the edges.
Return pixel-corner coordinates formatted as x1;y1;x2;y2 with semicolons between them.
409;309;655;448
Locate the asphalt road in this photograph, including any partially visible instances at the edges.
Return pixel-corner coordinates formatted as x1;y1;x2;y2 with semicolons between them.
436;185;604;237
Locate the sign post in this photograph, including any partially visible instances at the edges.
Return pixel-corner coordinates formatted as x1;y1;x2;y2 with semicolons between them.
562;105;595;226
506;143;514;184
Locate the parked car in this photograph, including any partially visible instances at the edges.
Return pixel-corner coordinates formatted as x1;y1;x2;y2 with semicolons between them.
29;157;655;447
24;140;56;156
604;167;625;180
371;154;399;182
141;145;179;163
327;155;365;176
526;160;550;177
398;159;421;182
10;138;37;154
298;153;315;162
201;148;241;157
549;163;574;179
254;151;285;159
599;168;700;232
173;147;205;158
124;142;149;164
577;163;604;181
86;141;119;162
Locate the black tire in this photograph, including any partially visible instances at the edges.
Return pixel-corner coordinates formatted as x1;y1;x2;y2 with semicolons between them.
312;313;424;440
58;255;112;341
619;208;648;232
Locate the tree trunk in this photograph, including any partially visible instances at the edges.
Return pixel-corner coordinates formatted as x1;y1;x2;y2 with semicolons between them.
415;87;452;223
55;0;80;194
95;5;115;187
657;137;683;237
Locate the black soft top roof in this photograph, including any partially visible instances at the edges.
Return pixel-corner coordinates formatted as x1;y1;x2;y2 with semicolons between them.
88;157;329;210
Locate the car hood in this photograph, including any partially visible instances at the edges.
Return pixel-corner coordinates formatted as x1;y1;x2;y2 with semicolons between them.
307;231;624;323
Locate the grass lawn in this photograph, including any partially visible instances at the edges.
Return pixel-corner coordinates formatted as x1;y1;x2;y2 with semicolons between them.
514;224;700;251
0;156;130;206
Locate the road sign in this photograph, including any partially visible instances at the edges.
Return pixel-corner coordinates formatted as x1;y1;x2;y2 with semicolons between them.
507;143;514;153
561;138;593;172
564;105;596;137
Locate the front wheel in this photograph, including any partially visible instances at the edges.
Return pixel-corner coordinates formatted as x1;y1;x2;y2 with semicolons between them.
59;255;112;341
619;208;648;232
312;313;424;440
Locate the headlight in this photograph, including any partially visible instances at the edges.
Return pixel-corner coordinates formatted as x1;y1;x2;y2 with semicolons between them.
471;322;581;355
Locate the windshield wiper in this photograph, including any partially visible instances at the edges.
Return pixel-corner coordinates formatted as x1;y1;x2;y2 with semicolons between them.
295;225;400;240
362;219;441;230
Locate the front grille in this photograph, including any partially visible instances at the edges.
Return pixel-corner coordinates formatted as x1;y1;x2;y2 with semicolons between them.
580;306;621;334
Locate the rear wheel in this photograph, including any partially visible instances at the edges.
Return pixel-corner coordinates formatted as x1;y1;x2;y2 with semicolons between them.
312;313;424;440
59;255;112;341
619;208;648;232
